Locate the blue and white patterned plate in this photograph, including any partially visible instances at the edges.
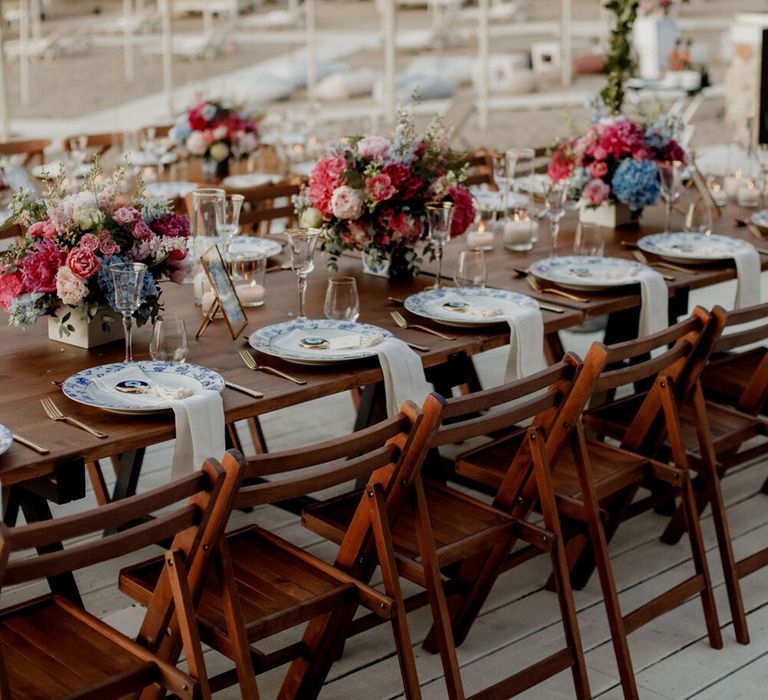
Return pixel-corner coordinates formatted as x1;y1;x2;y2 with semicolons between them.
123;150;178;167
62;362;225;415
144;181;198;200
530;256;646;291
221;173;274;189
752;210;768;228
404;288;538;327
195;235;282;259
0;424;11;457
638;232;752;264
249;319;392;365
470;188;528;212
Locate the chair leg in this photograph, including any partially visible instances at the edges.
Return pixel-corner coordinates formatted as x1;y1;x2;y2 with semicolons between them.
86;460;111;506
659;473;709;545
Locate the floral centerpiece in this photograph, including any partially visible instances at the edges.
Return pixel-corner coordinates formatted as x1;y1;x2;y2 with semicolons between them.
0;170;191;345
172;100;260;179
294;113;475;279
638;0;675;15
547;109;685;226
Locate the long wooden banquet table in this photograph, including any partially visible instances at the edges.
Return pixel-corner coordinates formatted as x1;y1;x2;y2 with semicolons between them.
0;199;765;597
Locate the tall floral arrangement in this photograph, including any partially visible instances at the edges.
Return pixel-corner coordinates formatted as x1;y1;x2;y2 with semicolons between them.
294;112;475;275
172;100;260;164
548;111;685;211
638;0;675;15
0;169;191;333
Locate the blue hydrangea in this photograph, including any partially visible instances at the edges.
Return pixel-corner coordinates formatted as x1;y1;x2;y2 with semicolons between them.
612;159;661;210
97;256;158;312
201;103;218;122
7;292;45;326
586;94;605;124
172;114;192;143
645;114;682;150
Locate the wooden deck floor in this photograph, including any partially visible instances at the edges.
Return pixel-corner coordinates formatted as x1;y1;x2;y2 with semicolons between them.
4;287;768;699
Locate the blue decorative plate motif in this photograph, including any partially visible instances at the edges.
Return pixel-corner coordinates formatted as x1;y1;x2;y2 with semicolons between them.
530;256;646;291
62;361;225;414
752;210;768;228
0;424;11;457
638;232;752;264
249;319;393;365
404;287;538;327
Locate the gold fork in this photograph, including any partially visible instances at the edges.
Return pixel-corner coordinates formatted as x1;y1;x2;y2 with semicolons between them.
239;349;307;385
632;250;675;281
40;397;108;439
526;275;590;303
390;310;457;341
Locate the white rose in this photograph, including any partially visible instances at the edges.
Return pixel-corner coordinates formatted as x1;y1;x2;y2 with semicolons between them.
299;207;324;229
56;266;88;306
330;186;364;221
74;207;104;231
213;125;229;140
186;131;208;156
209;142;230;163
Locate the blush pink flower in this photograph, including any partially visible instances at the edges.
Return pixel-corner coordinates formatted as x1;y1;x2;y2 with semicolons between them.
97;231;120;257
365;173;397;202
308;153;348;219
66;247;100;279
28;220;58;240
357;135;391;161
592;146;609;162
168;255;193;283
589;160;609;179
21;241;63;293
0;271;24;310
583;178;611;206
133;220;153;239
55;266;88;306
330;186;365;220
79;233;99;252
113;206;139;226
186;131;209;156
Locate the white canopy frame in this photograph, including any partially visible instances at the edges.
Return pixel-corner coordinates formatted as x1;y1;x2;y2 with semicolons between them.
160;0;174;118
381;0;396;124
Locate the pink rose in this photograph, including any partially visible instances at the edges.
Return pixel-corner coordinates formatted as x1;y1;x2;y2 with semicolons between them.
28;221;47;238
97;231;120;257
21;240;63;293
186;131;208;156
357;135;391;161
113;206;139;226
583;178;611;206
168;255;193;283
592;146;609;162
133;220;153;239
66;247;100;279
55;266;88;306
308;153;348;219
0;271;24;310
330;186;365;220
448;185;476;238
79;233;99;252
365;173;397;202
589;161;609;179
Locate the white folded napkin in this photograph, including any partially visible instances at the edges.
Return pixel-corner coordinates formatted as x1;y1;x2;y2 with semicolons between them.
93;366;224;480
635;267;668;337
731;246;761;308
276;329;431;416
436;294;545;381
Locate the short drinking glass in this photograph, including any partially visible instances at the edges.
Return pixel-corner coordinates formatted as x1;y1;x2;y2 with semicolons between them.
454;250;486;288
215;194;245;261
573;223;605;256
324;276;360;322
149;315;189;362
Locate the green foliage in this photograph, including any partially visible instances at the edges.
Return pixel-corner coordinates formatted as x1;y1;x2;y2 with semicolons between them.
601;0;639;115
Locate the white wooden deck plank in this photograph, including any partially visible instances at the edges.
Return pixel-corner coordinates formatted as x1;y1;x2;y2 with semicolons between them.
688;649;768;700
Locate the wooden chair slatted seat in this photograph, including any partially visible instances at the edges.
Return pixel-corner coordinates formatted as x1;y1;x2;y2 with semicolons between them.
120;400;443;699
0;451;245;700
450;309;731;699
0;139;51;166
303;359;594;699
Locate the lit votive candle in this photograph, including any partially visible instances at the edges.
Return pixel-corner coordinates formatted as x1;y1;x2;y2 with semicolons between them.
466;221;495;251
503;214;537;252
737;179;761;208
235;283;266;307
709;182;727;207
724;171;742;201
201;290;216;313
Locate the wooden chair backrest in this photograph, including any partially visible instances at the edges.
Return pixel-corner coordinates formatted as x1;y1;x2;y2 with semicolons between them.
463;148;494;187
0;139;50;166
225;179;303;236
62;132;121;156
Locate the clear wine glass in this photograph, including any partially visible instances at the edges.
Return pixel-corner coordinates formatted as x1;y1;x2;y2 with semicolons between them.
659;160;684;233
426;201;455;289
545;182;567;257
491;152;510;211
149;315;189;362
323;276;360;322
110;261;147;363
506;147;535;203
215;194;244;262
286;228;321;320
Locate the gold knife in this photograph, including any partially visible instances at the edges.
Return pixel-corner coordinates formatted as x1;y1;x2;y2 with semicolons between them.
12;434;49;454
225;381;264;399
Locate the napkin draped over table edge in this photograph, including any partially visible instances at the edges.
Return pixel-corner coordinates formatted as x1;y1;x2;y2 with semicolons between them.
731;247;761;309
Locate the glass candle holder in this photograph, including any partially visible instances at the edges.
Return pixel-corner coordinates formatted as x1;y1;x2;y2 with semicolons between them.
466;208;496;251
230;253;267;307
503;210;537;252
737;178;761;208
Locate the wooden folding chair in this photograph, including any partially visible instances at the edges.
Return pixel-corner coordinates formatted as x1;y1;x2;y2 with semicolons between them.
0;138;50;166
456;310;726;699
224;178;303;237
0;450;245;699
462;148;494;187
120;399;443;699
62;131;123;157
304;360;595;699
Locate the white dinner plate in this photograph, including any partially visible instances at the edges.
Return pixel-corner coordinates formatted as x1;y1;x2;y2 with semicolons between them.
470;188;529;212
123;150;178;167
530;256;647;292
0;424;11;457
404;287;538;327
62;361;224;415
249;319;392;365
195;235;282;259
221;173;274;189
638;232;753;264
144;181;198;200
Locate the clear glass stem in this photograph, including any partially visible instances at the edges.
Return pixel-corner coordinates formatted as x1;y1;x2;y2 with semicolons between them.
550;219;560;258
435;245;444;289
500;183;509;213
665;198;672;233
297;275;308;320
122;314;134;363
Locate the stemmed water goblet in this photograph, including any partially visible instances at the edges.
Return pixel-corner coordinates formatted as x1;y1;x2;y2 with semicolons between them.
285;228;321;320
215;194;244;263
426;202;455;289
659;160;684;233
545;182;567;257
110;261;147;363
491;151;511;211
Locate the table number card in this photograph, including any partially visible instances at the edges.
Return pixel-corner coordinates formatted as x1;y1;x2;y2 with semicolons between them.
197;243;248;340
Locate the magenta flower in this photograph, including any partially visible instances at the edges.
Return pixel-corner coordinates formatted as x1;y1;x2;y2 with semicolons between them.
151;213;190;238
366;173;397;202
0;271;24;310
132;220;153;239
21;240;63;293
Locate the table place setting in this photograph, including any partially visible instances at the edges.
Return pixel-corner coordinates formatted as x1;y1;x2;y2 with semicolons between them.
404;287;545;380
249;319;431;416
529;256;668;336
143;181;198;200
638;232;761;307
62;361;226;479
